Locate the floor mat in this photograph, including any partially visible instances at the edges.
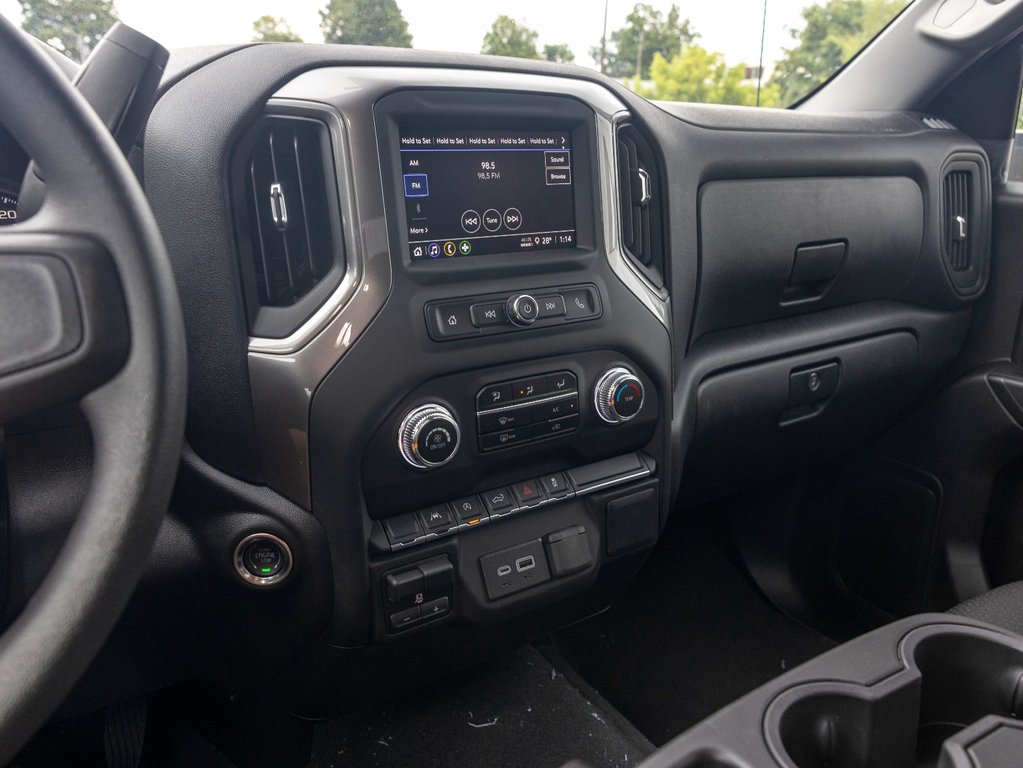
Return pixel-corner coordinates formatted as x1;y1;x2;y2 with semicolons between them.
309;645;653;768
554;513;836;746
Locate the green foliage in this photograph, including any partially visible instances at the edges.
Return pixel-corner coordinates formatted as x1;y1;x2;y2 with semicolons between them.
19;0;118;62
644;47;780;107
320;0;412;47
757;80;783;109
543;43;575;64
769;0;905;106
481;15;541;59
595;3;696;79
252;15;302;43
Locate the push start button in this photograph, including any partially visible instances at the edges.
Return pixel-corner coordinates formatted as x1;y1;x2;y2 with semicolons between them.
244;540;284;576
234;533;293;587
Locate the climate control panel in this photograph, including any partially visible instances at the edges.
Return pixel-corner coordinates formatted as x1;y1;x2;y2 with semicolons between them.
476;370;580;452
362;352;660;518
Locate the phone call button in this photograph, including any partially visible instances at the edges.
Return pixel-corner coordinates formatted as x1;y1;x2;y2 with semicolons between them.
561;287;598;320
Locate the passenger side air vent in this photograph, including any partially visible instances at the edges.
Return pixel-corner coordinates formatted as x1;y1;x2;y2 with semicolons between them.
939;153;990;296
235;113;346;340
943;170;972;271
616;124;666;289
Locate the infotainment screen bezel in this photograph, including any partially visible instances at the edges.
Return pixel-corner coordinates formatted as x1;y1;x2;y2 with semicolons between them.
374;88;600;283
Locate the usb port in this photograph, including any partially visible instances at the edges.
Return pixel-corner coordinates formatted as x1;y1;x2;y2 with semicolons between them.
515;555;536;573
497;565;512;577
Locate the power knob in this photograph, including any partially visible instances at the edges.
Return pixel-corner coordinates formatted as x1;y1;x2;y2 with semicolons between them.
506;294;540;326
594;367;645;424
398;404;461;470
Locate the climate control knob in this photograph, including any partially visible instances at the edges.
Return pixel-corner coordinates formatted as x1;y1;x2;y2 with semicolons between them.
506;294;540;326
594;367;645;424
398;404;461;470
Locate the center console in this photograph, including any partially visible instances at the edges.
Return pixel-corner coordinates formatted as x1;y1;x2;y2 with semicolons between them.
249;70;673;659
640;614;1023;768
350;87;667;642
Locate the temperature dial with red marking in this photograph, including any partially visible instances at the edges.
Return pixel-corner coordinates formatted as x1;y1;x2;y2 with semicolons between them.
594;367;645;424
398;404;461;469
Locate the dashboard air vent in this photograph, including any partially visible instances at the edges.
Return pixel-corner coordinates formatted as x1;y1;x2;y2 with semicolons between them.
937;153;990;297
943;169;972;272
616;124;665;289
242;116;341;309
922;116;955;130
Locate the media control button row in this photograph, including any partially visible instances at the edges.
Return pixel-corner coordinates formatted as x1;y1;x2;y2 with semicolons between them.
424;284;601;342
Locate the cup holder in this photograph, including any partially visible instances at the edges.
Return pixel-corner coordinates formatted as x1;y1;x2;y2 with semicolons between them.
771;627;1023;768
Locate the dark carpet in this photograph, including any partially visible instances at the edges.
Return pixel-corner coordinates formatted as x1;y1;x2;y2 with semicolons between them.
309;645;653;768
554;513;836;746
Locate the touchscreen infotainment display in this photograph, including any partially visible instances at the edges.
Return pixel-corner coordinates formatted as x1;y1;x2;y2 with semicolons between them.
399;129;576;260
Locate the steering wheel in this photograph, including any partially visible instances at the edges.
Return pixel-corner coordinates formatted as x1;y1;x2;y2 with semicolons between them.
0;16;186;763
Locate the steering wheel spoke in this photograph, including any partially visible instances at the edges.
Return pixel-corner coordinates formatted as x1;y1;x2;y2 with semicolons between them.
0;228;129;423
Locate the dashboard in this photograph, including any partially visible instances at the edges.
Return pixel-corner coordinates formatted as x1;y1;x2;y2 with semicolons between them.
0;44;994;718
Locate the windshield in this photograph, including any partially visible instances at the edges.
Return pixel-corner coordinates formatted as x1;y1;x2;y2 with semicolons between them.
0;0;911;107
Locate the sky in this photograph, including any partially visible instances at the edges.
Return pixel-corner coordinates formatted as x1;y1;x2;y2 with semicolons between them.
0;0;823;72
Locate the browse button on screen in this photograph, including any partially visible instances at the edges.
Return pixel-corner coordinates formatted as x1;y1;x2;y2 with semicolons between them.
546;168;572;186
